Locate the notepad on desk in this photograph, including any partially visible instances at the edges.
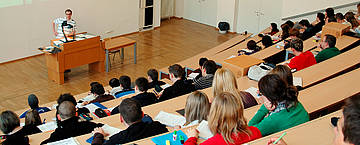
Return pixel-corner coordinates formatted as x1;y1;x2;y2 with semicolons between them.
188;73;199;80
196;120;213;140
161;84;171;90
293;77;302;87
48;137;80;145
37;121;58;132
154;111;186;127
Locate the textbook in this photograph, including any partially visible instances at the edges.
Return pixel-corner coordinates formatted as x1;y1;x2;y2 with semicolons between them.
154;111;186;127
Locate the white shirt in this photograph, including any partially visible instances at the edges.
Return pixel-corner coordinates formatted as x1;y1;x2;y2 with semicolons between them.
54;17;77;38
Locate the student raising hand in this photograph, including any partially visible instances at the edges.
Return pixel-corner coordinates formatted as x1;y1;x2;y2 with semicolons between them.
267;137;287;145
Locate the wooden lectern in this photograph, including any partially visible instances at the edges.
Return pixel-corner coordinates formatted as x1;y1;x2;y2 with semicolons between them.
45;35;104;84
222;55;264;78
321;22;350;39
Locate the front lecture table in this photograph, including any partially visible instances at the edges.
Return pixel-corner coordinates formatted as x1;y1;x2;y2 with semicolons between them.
103;37;137;72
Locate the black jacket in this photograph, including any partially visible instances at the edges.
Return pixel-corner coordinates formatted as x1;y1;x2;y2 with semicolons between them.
158;79;192;102
91;121;168;145
2;125;41;145
132;92;158;107
148;80;166;89
41;116;103;144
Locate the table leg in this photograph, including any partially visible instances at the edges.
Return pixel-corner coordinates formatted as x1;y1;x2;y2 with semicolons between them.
106;49;109;72
134;43;137;64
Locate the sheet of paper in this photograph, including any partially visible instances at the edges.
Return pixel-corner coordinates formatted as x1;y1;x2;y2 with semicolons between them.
293;77;303;87
20;123;25;127
76;34;86;38
188;73;199;80
37;121;58;132
52;41;63;46
82;103;100;113
154;111;186;127
102;124;122;139
245;87;260;98
84;34;96;39
226;55;236;60
47;137;80;145
196;120;213;140
161;84;171;89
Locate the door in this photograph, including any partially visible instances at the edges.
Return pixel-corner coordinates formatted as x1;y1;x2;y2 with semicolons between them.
258;0;282;33
184;0;201;23
236;0;261;34
200;0;217;27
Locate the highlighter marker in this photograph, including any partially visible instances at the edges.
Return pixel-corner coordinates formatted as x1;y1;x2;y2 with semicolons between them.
173;130;177;141
180;135;184;144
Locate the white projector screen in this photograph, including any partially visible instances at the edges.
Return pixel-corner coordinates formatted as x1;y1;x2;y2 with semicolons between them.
282;0;359;19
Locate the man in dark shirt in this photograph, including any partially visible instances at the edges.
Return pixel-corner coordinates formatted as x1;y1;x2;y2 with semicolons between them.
147;69;166;89
41;101;103;144
132;77;158;107
91;98;168;145
192;60;217;90
114;75;135;98
158;64;192;102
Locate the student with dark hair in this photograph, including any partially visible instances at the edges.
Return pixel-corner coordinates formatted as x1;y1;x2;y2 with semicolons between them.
115;75;135;98
158;64;192;102
268;94;360;145
312;13;326;33
299;19;315;40
109;78;122;96
238;40;261;55
336;13;346;24
41;101;103;144
19;94;51;118
57;93;90;119
266;23;279;36
91;98;168;145
315;34;340;63
131;77;157;107
325;7;335;20
82;83;114;105
345;12;360;33
287;38;316;71
249;74;309;136
262;35;273;48
25;109;42;126
0;110;41;145
194;57;209;79
285;20;294;28
327;16;337;23
192;60;217;90
147;69;166;89
80;82;101;102
289;28;300;39
280;24;291;40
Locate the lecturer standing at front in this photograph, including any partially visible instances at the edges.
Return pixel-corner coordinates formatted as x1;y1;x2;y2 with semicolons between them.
52;9;76;38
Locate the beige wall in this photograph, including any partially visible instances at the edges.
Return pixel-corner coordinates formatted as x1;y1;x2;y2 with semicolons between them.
0;0;161;63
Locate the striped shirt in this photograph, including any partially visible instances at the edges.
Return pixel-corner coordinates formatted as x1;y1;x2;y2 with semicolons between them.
54;17;77;38
193;74;214;90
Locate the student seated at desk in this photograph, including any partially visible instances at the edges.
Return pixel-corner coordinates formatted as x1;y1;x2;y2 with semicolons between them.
80;82;102;102
158;64;193;102
280;24;291;41
238;40;261;55
287;38;316;71
182;91;210;127
19;94;51;118
0;111;41;145
25;109;42;126
82;83;114;105
213;68;257;108
115;75;135;98
131;77;158;107
269;65;303;91
193;60;217;90
345;12;360;34
193;57;209;80
147;69;166;89
268;94;360;145
184;92;262;145
312;13;326;33
249;74;309;136
91;98;168;145
41;101;103;144
262;35;273;48
265;23;279;36
109;78;122;96
315;34;340;63
298;19;315;40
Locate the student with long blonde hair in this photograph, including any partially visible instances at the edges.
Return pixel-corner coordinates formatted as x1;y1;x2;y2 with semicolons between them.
184;92;262;145
212;68;257;108
183;91;210;126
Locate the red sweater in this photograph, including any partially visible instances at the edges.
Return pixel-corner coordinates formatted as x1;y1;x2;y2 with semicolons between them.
184;126;261;145
288;51;316;71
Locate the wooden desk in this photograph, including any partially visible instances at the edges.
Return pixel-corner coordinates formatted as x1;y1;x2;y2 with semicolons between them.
46;35;104;84
321;22;351;39
222;55;264;78
103;37;137;72
248;110;341;145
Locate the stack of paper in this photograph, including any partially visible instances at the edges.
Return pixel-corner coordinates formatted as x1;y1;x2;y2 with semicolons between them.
196;121;213;139
154;111;186;127
37;121;58;132
47;137;80;145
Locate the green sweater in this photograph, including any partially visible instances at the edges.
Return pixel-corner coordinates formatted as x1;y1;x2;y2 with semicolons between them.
248;102;309;136
315;47;340;63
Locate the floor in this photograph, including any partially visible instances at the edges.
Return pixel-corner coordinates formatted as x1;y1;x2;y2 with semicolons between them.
0;19;238;112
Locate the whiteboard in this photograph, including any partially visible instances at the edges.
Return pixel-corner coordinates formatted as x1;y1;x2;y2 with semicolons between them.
282;0;359;18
